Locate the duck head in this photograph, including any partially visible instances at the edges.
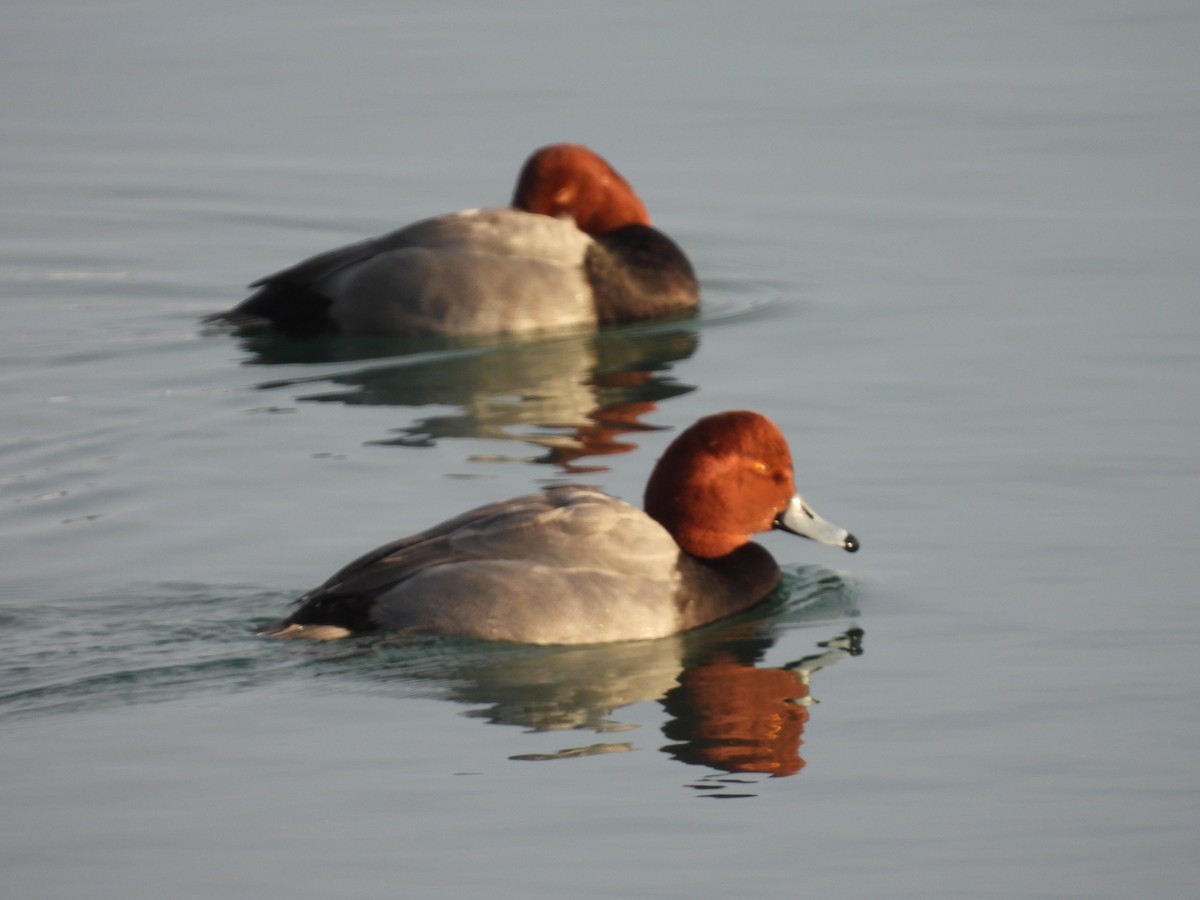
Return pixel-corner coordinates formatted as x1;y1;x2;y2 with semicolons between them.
512;143;653;237
643;410;859;559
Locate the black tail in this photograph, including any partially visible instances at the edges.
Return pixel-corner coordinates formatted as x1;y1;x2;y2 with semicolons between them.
206;281;338;336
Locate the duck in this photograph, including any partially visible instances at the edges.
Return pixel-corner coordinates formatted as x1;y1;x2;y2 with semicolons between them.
209;144;699;336
259;411;859;645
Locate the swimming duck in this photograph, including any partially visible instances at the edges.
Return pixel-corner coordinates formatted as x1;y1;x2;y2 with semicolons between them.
210;144;699;336
259;411;858;644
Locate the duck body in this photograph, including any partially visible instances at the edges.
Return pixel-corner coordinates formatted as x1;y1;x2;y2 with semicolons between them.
212;145;699;337
264;486;782;644
260;411;859;645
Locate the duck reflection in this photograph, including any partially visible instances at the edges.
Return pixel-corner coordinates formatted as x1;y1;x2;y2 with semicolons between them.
661;627;862;779
316;565;861;784
240;325;698;473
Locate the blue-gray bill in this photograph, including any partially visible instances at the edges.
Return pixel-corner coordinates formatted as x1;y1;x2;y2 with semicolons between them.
773;494;859;552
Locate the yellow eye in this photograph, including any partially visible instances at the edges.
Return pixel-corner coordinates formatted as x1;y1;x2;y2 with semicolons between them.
753;460;770;474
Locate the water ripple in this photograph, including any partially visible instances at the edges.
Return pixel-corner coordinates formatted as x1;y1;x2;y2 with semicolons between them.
0;566;860;727
0;585;294;722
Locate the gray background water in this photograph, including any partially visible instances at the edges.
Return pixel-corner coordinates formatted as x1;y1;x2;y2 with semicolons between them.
3;1;1198;897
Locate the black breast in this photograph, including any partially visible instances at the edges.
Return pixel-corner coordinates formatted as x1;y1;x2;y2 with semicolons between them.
585;225;700;325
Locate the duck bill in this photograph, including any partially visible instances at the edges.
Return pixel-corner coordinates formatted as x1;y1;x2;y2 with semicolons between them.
774;494;859;553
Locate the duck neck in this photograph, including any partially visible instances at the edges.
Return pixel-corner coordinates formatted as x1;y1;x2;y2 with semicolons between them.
585;225;699;325
674;527;752;560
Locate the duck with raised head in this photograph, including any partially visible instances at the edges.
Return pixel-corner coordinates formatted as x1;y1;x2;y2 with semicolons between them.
209;144;699;336
259;411;859;645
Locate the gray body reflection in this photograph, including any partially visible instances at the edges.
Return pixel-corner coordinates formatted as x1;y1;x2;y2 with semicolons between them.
308;565;861;788
243;326;698;472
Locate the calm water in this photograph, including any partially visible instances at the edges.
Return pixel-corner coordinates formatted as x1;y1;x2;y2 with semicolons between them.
4;1;1199;897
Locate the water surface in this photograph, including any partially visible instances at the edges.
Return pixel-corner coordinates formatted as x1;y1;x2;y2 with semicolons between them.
3;1;1199;898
